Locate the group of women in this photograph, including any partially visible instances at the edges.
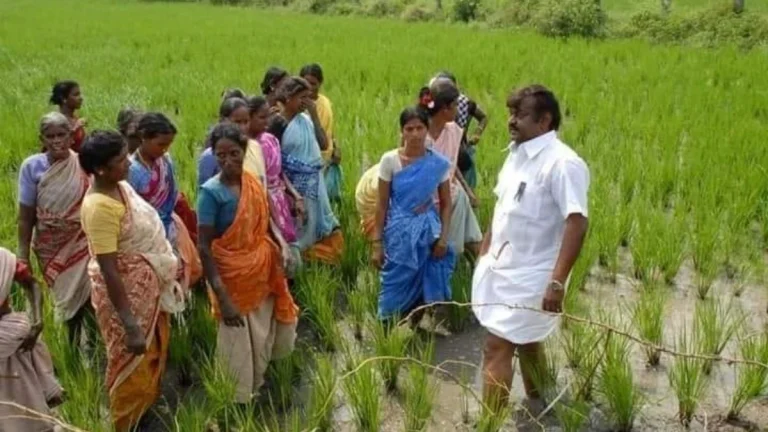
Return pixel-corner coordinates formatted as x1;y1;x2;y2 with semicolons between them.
2;67;488;431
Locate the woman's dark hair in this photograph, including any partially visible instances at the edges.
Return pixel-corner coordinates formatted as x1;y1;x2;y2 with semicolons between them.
209;122;248;151
221;88;247;101
247;96;269;115
219;97;248;119
260;67;288;95
78;130;126;175
399;106;430;129
507;84;562;131
418;78;459;116
299;63;324;84
49;80;79;105
276;77;310;103
137;112;177;140
116;108;143;136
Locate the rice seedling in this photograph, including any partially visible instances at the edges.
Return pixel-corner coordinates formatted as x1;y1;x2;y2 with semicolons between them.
306;353;337;431
475;402;512;432
294;266;342;352
554;397;591;432
694;299;744;375
527;339;561;402
567;238;596;293
447;261;472;332
356;267;380;317
630;200;659;282
187;289;218;360
200;355;238;426
170;395;215;432
656;206;686;285
343;357;381;432
668;325;709;427
631;283;667;366
369;317;412;392
347;284;369;340
727;333;768;420
595;314;642;432
168;313;194;385
403;362;438;432
690;208;721;300
266;349;305;408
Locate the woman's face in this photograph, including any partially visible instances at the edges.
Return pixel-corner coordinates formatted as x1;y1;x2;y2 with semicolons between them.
227;106;250;135
441;100;458;121
285;89;310;114
302;74;321;100
66;86;83;110
249;105;270;136
140;133;175;161
40;124;72;160
214;138;245;178
99;144;130;183
401;118;428;147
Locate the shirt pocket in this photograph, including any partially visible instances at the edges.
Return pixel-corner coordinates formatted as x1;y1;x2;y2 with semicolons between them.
504;173;544;221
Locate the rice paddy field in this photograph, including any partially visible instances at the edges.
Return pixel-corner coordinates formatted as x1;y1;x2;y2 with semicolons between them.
2;0;768;431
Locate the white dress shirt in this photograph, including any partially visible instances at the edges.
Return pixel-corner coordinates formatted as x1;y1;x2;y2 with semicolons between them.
472;131;589;344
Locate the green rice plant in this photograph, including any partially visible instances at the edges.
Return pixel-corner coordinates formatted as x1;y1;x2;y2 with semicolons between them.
403;362;438;432
591;188;622;280
668;325;709;427
528;339;561;402
595;315;642;431
266;349;304;408
475;402;512;432
656;205;686;285
553;397;590;432
356;267;380;317
567;236;596;292
631;283;667;366
168;313;194;385
447;260;472;332
187;289;217;360
561;294;598;367
690;208;721;300
727;333;768;420
294;266;342;351
694;299;744;375
343;357;381;432
630;200;659;282
170;395;216;432
347;284;369;340
306;353;337;431
200;355;238;427
369;317;412;392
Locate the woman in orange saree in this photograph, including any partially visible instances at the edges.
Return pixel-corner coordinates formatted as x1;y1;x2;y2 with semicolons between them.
17;112;92;345
198;123;297;403
78;131;185;431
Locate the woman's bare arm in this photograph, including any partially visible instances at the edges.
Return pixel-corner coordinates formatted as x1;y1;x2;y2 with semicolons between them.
437;180;452;244
17;204;36;263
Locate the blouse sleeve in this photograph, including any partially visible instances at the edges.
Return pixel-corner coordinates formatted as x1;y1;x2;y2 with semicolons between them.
196;187;219;228
17;159;40;207
82;197;125;255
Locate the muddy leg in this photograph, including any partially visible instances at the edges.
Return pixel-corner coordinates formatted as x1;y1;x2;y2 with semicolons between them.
482;332;516;413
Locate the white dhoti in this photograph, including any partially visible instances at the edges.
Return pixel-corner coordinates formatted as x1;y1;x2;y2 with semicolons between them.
472;253;557;345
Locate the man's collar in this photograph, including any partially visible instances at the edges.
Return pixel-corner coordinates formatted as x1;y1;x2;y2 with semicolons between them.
506;131;557;158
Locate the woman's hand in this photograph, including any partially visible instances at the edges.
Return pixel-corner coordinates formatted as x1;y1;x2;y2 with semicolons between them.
371;242;384;270
469;193;480;208
74;118;87;129
432;239;448;259
302;98;318;116
220;297;244;327
124;324;147;355
280;243;293;270
20;321;43;351
294;197;306;222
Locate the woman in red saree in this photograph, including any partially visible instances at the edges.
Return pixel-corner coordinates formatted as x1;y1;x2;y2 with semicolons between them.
78;131;185;431
50;80;86;152
17;112;92;345
198;123;297;403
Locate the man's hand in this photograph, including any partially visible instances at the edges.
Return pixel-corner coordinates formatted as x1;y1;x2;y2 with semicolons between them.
541;281;564;313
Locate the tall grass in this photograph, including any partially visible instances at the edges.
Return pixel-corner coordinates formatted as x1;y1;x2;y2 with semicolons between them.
668;326;709;427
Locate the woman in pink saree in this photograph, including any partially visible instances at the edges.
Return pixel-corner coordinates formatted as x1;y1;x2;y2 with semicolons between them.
17;112;92;345
0;247;64;432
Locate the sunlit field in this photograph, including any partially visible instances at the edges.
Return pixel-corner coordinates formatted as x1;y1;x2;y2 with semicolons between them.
1;0;768;430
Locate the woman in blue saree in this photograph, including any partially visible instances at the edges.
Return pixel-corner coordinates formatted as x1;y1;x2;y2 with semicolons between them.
371;107;455;330
274;77;344;264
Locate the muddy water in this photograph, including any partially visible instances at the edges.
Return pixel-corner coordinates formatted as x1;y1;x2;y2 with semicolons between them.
330;250;768;432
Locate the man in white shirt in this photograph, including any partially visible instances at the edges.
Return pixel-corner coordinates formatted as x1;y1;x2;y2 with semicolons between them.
471;85;589;412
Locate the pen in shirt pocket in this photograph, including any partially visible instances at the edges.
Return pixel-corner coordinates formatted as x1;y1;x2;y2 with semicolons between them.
514;182;526;202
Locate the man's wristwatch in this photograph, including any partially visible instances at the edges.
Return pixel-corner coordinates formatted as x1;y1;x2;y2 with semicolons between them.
549;280;565;292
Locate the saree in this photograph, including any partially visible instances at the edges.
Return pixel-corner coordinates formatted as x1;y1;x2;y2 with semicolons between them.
355;163;379;241
87;182;183;431
258;132;297;243
32;150;92;321
208;172;298;402
0;248;64;432
128;154;201;286
281;113;344;264
378;150;456;319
